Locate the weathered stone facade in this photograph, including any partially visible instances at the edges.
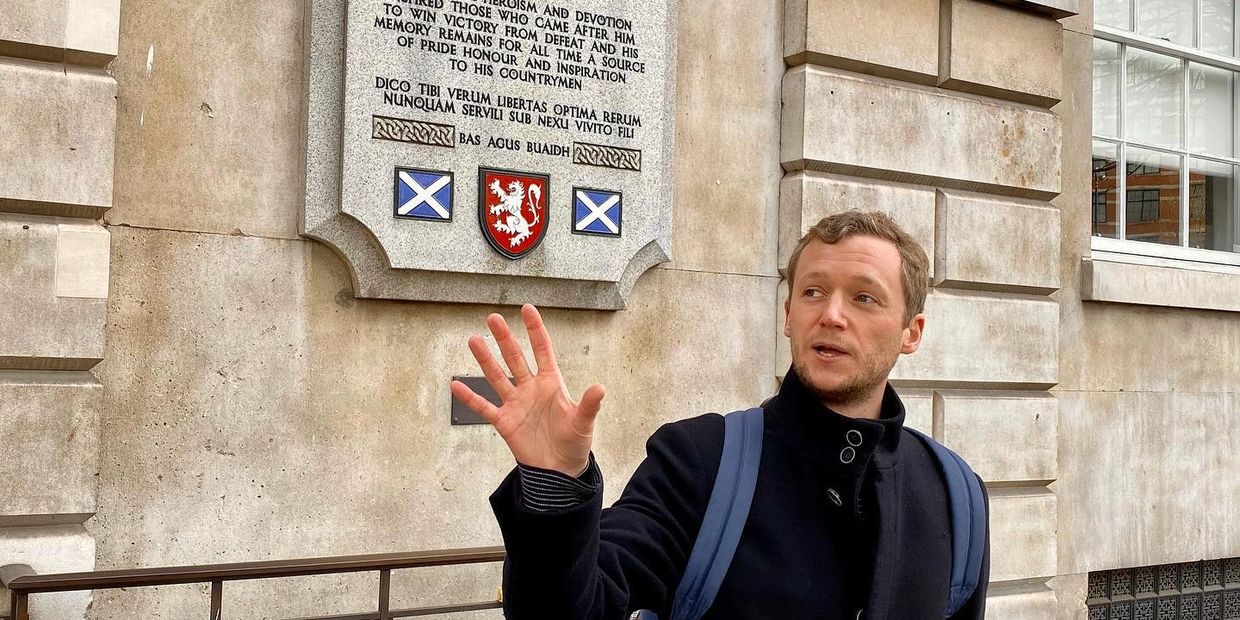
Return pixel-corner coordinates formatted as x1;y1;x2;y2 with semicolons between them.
2;0;1237;618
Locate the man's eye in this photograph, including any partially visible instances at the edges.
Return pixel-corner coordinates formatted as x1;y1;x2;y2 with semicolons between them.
803;289;823;298
857;294;877;303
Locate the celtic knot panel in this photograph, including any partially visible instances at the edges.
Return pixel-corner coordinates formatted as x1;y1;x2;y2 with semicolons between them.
572;141;642;172
372;115;455;148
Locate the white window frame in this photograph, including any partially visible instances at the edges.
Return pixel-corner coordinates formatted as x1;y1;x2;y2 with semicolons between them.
1092;14;1240;267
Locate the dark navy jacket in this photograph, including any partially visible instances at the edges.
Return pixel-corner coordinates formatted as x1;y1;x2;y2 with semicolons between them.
490;368;990;619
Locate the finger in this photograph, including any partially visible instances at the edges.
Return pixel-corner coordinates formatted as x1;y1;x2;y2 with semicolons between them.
450;380;502;426
574;383;605;432
521;304;559;375
487;313;533;382
467;334;515;399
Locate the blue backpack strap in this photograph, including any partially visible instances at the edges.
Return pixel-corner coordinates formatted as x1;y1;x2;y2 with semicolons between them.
664;407;765;620
906;428;986;617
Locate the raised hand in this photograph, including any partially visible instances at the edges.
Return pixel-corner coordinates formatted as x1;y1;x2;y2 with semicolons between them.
451;304;605;477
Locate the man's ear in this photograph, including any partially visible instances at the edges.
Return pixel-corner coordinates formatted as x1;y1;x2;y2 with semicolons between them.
900;313;925;354
783;295;791;338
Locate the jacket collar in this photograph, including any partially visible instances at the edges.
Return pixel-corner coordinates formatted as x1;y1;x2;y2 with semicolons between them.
765;366;906;472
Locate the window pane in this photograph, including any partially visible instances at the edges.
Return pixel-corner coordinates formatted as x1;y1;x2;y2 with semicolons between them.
1094;39;1121;137
1093;141;1120;239
1201;0;1235;56
1189;63;1234;157
1189;158;1238;251
1125;147;1182;246
1126;48;1184;148
1137;0;1194;47
1096;0;1133;29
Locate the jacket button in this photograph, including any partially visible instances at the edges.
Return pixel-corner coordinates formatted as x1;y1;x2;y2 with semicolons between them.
840;446;856;464
846;429;863;447
827;488;843;507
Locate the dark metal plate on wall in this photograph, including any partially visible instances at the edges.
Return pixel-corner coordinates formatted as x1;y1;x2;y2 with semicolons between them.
450;376;506;425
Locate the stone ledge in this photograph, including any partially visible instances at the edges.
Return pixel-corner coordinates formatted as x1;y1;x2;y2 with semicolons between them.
782;66;1062;200
991;0;1079;19
1082;255;1240;313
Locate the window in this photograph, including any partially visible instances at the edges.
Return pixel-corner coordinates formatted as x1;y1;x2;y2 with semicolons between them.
1092;0;1240;261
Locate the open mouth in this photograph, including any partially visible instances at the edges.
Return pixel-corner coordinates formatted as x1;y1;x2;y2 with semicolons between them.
813;345;848;358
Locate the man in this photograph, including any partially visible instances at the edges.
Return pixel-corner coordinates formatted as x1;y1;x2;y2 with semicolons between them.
451;210;990;619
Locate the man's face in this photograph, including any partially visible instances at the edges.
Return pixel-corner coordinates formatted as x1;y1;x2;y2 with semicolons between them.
783;236;925;406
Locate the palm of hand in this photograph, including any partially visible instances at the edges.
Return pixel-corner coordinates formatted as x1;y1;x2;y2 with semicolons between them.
450;304;605;476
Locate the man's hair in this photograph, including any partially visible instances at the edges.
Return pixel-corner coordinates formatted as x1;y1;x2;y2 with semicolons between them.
784;210;929;324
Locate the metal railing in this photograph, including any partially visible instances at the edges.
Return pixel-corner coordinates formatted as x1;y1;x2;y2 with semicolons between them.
1;546;506;620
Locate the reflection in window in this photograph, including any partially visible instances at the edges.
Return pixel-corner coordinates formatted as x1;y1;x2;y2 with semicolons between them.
1092;3;1240;256
1092;143;1120;239
1190;159;1239;252
1125;148;1180;246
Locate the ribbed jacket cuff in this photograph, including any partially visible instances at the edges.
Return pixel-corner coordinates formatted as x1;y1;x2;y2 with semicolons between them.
516;454;602;512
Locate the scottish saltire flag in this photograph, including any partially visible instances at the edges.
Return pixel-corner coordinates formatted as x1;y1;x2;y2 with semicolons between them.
394;167;453;221
573;188;621;237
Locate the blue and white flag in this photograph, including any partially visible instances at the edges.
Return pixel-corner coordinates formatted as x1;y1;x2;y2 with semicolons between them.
395;168;453;221
573;188;621;237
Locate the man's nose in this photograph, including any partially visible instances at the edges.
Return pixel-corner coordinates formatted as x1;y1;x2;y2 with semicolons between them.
817;296;847;329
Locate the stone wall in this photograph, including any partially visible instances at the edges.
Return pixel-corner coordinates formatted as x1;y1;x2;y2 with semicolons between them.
83;0;782;617
781;0;1067;616
0;0;119;617
3;0;1235;618
1054;3;1240;617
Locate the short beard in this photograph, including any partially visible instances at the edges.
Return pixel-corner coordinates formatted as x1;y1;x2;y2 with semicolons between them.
792;355;890;410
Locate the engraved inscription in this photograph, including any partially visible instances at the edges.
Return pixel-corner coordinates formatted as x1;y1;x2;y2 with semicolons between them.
372;115;457;147
573;141;641;172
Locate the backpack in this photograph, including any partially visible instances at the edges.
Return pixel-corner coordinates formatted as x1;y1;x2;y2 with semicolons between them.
634;408;986;620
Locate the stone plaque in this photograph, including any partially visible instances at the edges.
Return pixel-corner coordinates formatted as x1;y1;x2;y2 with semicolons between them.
304;0;676;309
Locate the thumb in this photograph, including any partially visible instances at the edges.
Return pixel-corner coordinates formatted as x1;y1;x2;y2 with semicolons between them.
575;383;605;430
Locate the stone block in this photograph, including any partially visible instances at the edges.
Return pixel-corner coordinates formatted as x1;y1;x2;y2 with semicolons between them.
0;0;118;66
936;390;1057;483
941;0;1064;107
779;172;936;277
897;388;934;435
0;525;94;618
784;0;939;82
106;0;304;238
1057;391;1239;574
935;189;1060;293
1064;299;1240;394
54;222;110;299
0;0;67;63
891;289;1058;387
87;226;778;617
1082;257;1240;313
989;490;1057;581
782;67;1062;200
984;584;1058;618
0;372;100;524
0;216;107;369
672;0;782;275
0;60;116;217
64;0;121;65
